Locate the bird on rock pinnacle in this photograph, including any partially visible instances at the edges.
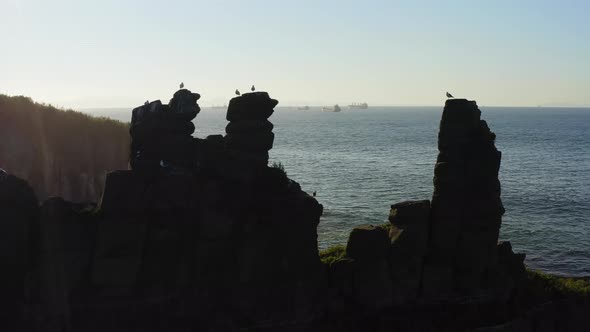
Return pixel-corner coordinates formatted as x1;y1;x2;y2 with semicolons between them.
251;85;255;92
235;89;240;96
180;82;184;89
446;92;454;98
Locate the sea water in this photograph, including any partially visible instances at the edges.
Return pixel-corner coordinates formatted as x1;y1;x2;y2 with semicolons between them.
96;106;590;277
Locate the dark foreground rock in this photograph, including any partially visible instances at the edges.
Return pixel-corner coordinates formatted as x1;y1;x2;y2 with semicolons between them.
0;173;39;329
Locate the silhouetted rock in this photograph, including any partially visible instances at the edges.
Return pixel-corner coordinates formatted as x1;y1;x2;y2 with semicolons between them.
225;92;278;167
2;94;585;331
429;99;508;294
130;89;201;173
388;200;430;302
0;172;38;328
169;89;201;120
36;197;97;325
389;200;430;256
331;225;393;309
72;88;324;328
346;225;389;261
226;92;277;122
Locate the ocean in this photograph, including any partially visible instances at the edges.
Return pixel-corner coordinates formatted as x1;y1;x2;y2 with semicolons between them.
93;106;590;277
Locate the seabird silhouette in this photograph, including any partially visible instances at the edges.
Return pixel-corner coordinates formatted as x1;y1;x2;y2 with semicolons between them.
144;100;149;105
235;89;240;96
446;92;454;98
180;82;184;89
251;85;255;92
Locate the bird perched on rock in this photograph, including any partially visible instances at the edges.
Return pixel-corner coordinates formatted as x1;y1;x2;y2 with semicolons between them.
235;89;240;96
144;100;149;105
180;82;184;89
446;92;454;98
251;85;255;92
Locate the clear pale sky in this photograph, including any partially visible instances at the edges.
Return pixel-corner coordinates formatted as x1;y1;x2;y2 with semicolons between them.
1;0;588;108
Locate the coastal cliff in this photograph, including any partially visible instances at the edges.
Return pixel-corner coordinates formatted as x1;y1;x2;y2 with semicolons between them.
0;93;588;331
0;95;129;202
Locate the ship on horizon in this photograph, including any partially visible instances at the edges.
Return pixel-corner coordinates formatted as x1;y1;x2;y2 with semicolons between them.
348;102;368;109
322;104;342;112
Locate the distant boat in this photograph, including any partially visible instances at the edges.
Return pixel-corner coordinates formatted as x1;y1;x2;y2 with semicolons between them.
348;102;368;109
297;106;310;111
322;104;342;112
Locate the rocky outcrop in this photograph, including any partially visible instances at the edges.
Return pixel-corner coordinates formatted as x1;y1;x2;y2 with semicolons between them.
428;99;508;295
327;100;524;310
129;89;200;173
12;89;325;331
1;94;586;331
225;92;277;167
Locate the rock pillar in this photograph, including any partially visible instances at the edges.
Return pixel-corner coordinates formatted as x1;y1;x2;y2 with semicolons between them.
129;89;200;172
428;99;504;293
225;92;277;166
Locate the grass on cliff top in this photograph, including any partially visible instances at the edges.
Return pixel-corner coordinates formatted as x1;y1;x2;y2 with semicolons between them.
526;269;590;297
319;244;346;265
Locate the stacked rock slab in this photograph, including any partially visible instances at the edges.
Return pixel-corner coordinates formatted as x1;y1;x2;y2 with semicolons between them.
344;225;392;308
130;89;200;172
388;200;430;302
225;92;277;166
427;99;503;294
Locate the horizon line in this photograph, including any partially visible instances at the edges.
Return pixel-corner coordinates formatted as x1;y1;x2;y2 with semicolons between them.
79;104;590;111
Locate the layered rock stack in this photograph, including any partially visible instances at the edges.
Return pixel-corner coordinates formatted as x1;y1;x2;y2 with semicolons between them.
427;98;505;294
225;92;277;166
129;89;200;173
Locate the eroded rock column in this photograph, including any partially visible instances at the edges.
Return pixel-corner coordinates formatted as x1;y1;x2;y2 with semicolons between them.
129;89;200;172
225;92;277;166
427;98;504;293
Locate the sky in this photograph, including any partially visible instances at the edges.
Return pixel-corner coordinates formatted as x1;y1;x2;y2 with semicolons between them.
0;0;589;109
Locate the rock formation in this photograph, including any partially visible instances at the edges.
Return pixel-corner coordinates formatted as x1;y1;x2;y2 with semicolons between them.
428;98;514;295
129;89;200;173
11;89;324;330
388;200;430;302
225;91;277;166
326;100;529;324
0;94;587;331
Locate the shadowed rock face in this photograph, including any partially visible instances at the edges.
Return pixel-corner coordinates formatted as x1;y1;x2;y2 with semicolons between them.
225;92;278;166
0;173;38;328
129;89;201;173
428;99;508;294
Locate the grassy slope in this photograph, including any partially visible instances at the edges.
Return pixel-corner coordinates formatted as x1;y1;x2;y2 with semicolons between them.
0;94;130;202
